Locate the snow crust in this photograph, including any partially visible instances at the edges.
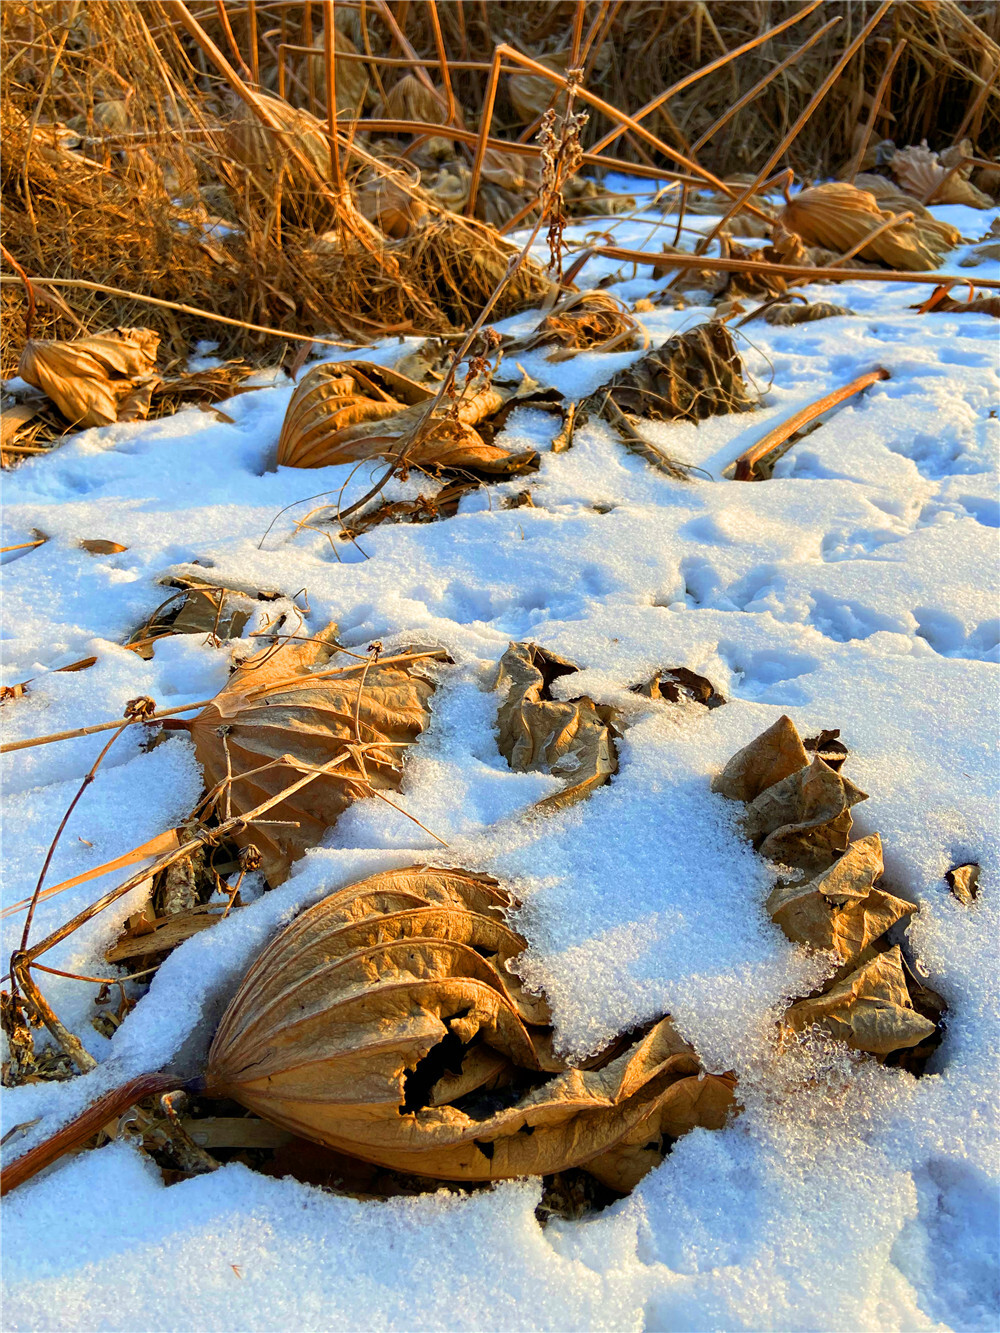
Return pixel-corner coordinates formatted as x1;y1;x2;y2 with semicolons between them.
2;189;998;1331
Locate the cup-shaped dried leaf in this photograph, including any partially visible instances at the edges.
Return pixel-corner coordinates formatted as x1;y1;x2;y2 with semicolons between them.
207;865;728;1184
508;53;569;121
742;757;868;872
188;627;435;885
890;144;993;209
783;946;937;1056
277;362;542;475
18;328;160;428
375;74;451;127
713;714;809;802
946;863;980;905
495;642;617;811
779;183;956;271
766;833;917;966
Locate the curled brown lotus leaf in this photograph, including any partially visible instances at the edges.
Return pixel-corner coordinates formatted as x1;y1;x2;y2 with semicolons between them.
187;626;435;885
495;642;617;811
742;756;868;872
779;183;959;271
206;865;730;1184
512;292;641;358
277;360;544;475
18;328;160;428
890;143;993;209
783;946;938;1057
583;322;756;427
355;171;429;239
634;667;726;709
712;714;809;803
764;301;854;326
766;833;917;967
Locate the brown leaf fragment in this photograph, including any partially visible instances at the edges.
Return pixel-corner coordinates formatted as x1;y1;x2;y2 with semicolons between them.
946;863;980;906
783;946;938;1056
633;668;725;709
742;757;868;872
495;643;617;811
105;903;227;963
890;143;994;209
764;302;854;326
206;865;727;1185
79;539;128;555
712;714;809;803
803;728;849;772
511;293;641;358
188;626;436;885
18;328;160;428
766;833;916;967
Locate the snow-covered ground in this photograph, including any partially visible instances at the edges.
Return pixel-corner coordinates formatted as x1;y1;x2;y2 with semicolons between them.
2;190;998;1332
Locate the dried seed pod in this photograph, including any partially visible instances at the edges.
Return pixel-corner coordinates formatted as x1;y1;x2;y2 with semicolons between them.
18;328;159;428
495;642;617;811
205;865;734;1186
187;626;436;885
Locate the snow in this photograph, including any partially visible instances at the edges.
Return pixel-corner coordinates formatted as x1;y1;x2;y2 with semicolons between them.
2;188;998;1331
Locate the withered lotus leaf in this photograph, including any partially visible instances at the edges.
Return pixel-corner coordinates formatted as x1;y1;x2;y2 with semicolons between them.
277;360;540;475
18;328;160;428
741;756;868;872
890;143;993;210
495;642;618;811
205;866;733;1185
188;626;435;886
779;182;959;271
783;946;938;1056
512;292;641;358
766;834;917;967
712;714;810;803
584;323;755;427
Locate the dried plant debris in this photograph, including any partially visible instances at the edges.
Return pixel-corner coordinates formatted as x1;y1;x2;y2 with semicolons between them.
338;480;481;541
277;359;557;476
916;289;1000;316
126;575;283;659
495;642;618;812
946;863;980;906
205;865;735;1190
783;947;937;1057
889;141;994;209
632;667;726;709
779;183;961;271
18;328;160;427
764;301;854;326
510;292;642;359
717;716;946;1068
186;626;437;885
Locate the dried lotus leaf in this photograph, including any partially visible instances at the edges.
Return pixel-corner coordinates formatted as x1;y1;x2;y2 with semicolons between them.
713;714;809;803
513;292;640;357
18;328;160;428
495;642;617;811
507;54;568;122
187;625;435;885
277;361;541;475
764;301;854;326
891;143;993;209
766;833;917;966
633;667;725;709
946;863;980;905
354;172;428;238
783;946;937;1056
779;182;955;271
742;756;868;872
206;876;723;1184
583;322;755;427
225;93;337;226
376;74;451;127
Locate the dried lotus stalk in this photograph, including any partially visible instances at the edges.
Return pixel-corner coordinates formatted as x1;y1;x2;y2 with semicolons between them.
783;946;937;1057
18;328;159;428
890;143;993;209
186;626;435;885
277;360;545;475
495;642;617;811
779;183;958;271
766;834;916;969
205;865;733;1185
512;292;641;357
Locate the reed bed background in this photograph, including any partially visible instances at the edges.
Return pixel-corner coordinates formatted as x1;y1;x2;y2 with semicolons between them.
2;0;997;374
